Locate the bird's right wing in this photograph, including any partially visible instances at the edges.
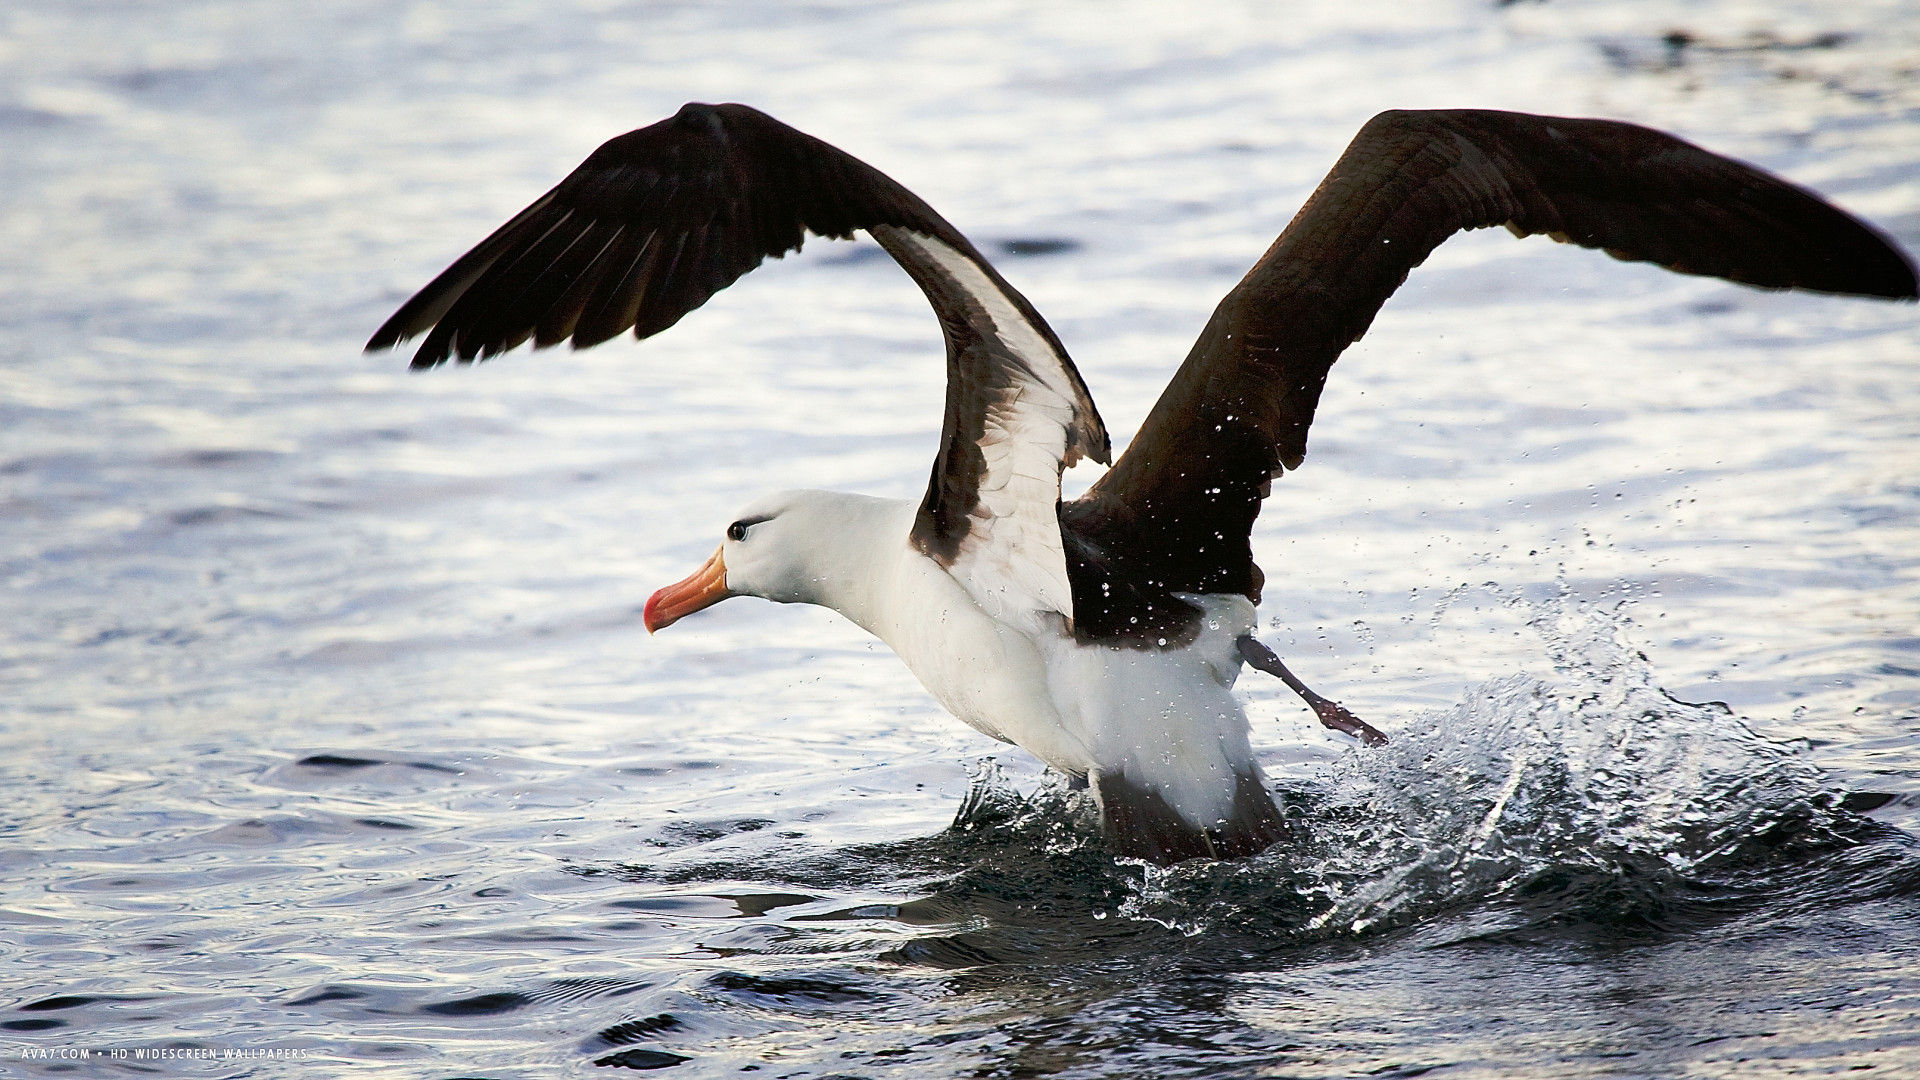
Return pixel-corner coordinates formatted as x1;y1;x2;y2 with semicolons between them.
1063;108;1916;643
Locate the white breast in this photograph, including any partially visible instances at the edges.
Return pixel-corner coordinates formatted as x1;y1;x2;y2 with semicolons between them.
844;522;1260;830
1037;594;1260;831
861;538;1098;772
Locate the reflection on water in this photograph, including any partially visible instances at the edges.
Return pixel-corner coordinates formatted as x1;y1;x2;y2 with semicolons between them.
3;0;1918;1075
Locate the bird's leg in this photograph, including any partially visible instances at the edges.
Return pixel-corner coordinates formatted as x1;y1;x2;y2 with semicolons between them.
1236;636;1388;747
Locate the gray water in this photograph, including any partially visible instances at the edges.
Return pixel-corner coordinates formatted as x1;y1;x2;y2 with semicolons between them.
3;0;1919;1076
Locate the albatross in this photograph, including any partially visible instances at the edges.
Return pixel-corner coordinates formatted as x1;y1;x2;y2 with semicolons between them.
368;103;1917;862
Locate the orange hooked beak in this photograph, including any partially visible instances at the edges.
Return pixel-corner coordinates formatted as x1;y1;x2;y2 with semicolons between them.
644;546;734;633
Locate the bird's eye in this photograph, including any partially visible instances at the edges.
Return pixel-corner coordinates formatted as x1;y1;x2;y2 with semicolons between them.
726;521;749;542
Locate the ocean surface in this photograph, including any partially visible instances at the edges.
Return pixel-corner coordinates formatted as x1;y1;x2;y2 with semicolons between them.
2;0;1918;1075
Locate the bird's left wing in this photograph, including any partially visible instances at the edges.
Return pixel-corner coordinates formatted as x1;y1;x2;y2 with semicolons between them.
1062;108;1916;643
367;102;1108;629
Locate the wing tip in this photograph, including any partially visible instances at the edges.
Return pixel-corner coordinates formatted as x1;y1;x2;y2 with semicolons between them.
363;315;408;355
1799;246;1918;301
407;344;453;370
1826;217;1918;300
1877;255;1919;301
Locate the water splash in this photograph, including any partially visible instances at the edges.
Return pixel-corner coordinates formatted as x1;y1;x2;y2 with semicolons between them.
576;596;1908;965
1117;597;1904;941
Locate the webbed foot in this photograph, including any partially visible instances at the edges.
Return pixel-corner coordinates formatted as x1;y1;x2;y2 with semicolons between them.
1236;635;1388;746
1310;697;1388;747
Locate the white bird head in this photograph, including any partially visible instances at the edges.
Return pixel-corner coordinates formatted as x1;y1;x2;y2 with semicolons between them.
643;489;897;632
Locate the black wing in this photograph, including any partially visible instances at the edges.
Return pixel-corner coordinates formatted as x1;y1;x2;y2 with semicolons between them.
1062;108;1917;645
368;102;1109;626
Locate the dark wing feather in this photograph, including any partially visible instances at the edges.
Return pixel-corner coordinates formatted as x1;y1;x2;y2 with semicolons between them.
1062;108;1917;645
369;102;1109;625
369;104;851;364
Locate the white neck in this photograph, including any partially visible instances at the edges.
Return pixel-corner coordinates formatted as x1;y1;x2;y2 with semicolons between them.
795;493;917;633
